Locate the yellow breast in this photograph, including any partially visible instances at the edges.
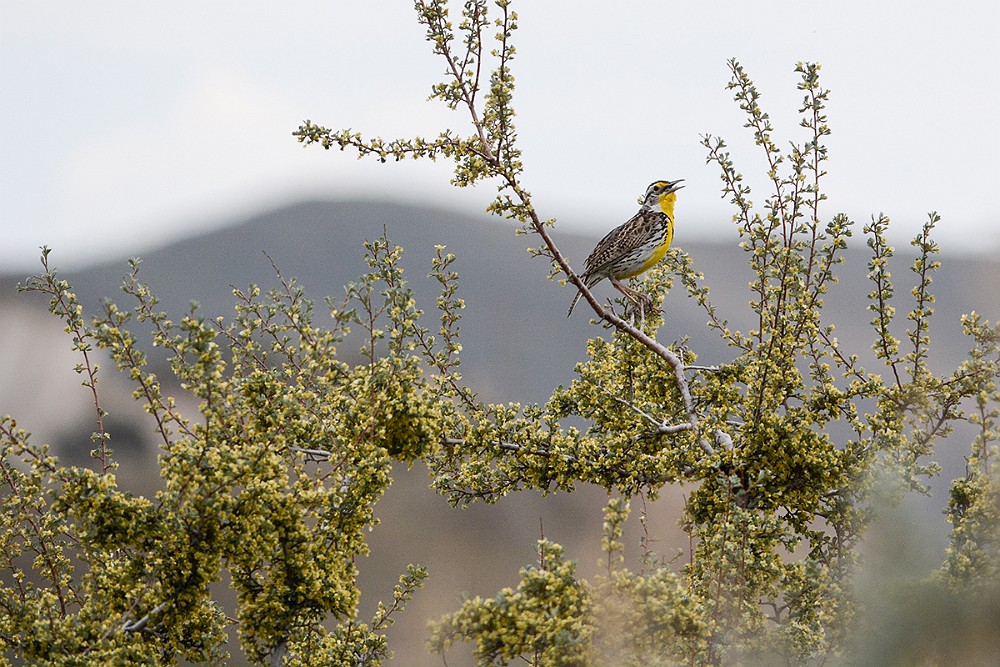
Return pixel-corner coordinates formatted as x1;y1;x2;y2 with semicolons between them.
631;191;676;273
635;234;671;274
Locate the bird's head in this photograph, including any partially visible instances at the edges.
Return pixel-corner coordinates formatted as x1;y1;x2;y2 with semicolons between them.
640;179;685;207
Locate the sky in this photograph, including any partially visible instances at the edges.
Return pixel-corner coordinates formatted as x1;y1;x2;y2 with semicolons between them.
2;1;998;271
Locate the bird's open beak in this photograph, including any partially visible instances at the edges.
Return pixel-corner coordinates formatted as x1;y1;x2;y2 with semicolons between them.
668;179;685;193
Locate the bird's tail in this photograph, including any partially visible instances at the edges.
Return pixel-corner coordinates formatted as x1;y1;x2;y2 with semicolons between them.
567;289;584;318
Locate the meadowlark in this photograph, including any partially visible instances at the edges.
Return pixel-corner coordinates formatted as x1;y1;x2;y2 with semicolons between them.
567;179;684;318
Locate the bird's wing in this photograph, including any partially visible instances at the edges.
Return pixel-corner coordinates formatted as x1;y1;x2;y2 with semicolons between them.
583;209;656;277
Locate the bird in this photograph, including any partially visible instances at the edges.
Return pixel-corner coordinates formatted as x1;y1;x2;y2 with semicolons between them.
567;179;684;318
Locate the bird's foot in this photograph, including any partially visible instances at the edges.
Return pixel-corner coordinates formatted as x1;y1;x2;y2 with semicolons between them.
622;297;645;330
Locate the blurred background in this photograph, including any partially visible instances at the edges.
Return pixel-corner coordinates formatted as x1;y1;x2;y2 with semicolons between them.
3;2;1000;665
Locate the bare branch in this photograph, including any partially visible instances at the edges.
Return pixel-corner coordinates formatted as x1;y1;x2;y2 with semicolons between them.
123;601;166;633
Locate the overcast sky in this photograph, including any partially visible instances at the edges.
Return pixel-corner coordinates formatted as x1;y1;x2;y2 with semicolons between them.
2;1;998;271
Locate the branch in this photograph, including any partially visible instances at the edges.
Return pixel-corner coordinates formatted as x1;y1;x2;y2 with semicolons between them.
18;250;111;472
123;601;166;633
289;446;335;462
594;382;709;451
